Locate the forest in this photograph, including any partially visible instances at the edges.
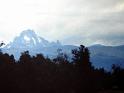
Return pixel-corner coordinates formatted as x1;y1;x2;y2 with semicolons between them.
0;44;124;93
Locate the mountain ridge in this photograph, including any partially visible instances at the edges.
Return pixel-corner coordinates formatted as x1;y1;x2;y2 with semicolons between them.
1;29;124;70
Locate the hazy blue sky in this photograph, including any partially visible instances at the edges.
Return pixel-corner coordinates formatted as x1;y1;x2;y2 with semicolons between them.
0;0;124;46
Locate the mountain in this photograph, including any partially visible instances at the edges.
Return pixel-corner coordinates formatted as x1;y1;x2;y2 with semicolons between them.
5;29;61;49
2;29;77;60
1;29;124;71
89;45;124;70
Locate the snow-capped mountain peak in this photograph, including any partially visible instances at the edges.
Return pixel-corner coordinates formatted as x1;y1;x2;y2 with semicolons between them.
24;35;30;41
2;29;63;59
20;29;38;46
4;29;62;49
20;29;36;37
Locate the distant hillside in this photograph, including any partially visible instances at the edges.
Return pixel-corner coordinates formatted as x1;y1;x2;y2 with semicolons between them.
89;45;124;70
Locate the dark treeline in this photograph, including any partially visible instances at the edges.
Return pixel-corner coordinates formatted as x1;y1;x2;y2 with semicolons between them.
0;45;124;93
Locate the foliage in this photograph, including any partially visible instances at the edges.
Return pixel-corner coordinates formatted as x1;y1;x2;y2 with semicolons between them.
0;45;123;93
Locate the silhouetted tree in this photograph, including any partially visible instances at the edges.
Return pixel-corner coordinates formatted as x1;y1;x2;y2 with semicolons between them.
0;41;5;47
0;42;5;54
53;49;69;64
72;45;92;72
33;53;46;64
19;51;31;64
0;43;123;93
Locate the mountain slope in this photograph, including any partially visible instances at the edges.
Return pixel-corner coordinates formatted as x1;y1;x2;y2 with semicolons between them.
1;29;124;70
3;29;62;59
89;45;124;70
5;29;52;49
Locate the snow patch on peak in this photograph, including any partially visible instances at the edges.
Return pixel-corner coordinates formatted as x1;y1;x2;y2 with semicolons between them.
38;37;41;43
24;35;30;41
32;37;36;45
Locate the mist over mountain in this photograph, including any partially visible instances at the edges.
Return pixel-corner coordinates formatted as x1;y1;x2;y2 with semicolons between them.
1;29;124;70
